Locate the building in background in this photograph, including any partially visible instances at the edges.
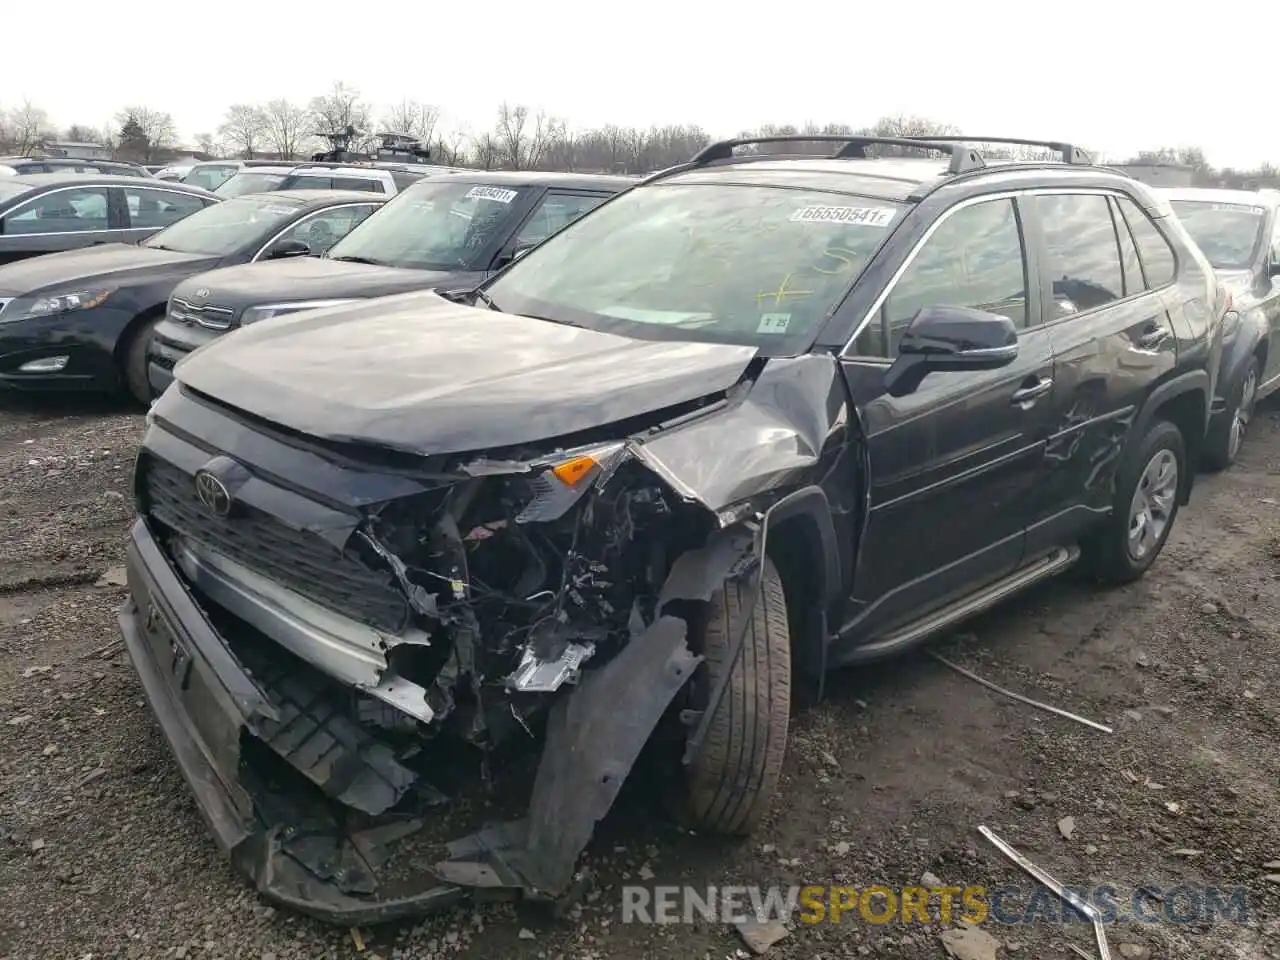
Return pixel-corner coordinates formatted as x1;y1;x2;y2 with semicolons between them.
40;141;110;160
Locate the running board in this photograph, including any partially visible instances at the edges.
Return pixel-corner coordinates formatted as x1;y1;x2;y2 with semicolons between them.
843;546;1079;663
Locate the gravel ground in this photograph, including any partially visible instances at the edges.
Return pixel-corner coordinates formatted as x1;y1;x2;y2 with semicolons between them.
2;392;1279;960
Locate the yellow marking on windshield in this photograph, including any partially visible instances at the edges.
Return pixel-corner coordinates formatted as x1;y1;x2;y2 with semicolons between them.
755;273;814;307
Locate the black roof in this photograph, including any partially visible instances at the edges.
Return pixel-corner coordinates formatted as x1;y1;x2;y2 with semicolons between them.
425;170;637;190
235;188;391;208
5;172;218;195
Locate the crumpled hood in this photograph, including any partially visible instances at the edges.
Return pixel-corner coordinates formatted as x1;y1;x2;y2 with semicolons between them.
0;243;214;296
174;256;469;315
175;290;761;456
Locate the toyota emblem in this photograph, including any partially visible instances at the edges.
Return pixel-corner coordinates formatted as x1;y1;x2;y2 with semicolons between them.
193;288;209;300
194;469;232;517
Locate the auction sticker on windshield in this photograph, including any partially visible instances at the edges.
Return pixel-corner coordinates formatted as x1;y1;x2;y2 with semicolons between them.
791;205;896;227
466;186;518;204
757;313;792;334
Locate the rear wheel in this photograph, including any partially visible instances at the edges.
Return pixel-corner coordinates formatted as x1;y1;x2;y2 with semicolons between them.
676;556;791;835
122;315;159;405
1203;357;1258;471
1083;419;1185;584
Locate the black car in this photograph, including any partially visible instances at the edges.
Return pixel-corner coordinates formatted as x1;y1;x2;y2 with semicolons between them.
0;174;217;266
120;135;1223;922
0;190;383;401
151;171;633;385
1160;187;1280;469
0;156;150;177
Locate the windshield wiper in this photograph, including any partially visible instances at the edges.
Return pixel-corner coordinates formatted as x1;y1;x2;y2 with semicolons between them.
472;289;502;311
329;255;385;266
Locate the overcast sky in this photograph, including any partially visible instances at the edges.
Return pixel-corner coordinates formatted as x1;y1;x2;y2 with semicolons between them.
5;0;1273;169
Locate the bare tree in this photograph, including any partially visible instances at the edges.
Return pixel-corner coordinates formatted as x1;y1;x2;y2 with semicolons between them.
194;132;219;157
64;123;102;144
494;102;553;170
308;81;371;141
9;100;51;156
264;99;308;159
218;104;268;158
383;99;440;144
114;106;177;162
472;132;499;171
432;125;470;166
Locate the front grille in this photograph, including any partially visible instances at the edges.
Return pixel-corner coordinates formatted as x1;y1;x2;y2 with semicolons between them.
142;456;410;632
169;297;234;331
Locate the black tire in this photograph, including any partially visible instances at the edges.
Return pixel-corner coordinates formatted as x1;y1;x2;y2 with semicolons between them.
122;316;159;405
1083;419;1185;584
678;555;791;836
1202;356;1258;472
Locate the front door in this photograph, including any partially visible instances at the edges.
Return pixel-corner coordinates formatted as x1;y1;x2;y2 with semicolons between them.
839;194;1057;640
1023;192;1177;553
0;184;117;265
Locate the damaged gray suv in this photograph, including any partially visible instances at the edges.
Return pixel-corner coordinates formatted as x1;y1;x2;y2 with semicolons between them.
119;134;1221;923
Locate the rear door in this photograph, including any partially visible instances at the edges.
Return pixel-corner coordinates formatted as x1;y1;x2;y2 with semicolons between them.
839;194;1057;638
1022;191;1177;554
0;184;115;264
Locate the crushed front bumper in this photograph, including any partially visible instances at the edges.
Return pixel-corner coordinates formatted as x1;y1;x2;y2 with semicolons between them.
118;517;698;923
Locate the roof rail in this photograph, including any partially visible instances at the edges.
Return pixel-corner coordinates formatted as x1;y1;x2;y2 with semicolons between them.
690;135;986;174
897;136;1092;165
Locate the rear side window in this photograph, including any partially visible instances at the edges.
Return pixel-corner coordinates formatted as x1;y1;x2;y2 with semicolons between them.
333;177;384;193
1033;194;1124;319
124;187;209;229
856;197;1028;357
1109;198;1144;297
1116;197;1175;288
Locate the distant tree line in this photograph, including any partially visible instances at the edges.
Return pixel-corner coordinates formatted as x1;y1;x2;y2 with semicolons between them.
2;85;1277;184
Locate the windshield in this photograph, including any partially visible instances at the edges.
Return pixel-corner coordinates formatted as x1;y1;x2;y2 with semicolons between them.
185;164;239;192
484;183;904;350
1168;200;1267;270
326;180;529;269
215;172;287;198
141;196;301;256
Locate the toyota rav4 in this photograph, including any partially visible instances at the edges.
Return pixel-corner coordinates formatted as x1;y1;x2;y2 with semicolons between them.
119;135;1224;922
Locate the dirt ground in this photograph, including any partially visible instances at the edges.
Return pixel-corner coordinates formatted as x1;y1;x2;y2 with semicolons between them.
2;393;1278;960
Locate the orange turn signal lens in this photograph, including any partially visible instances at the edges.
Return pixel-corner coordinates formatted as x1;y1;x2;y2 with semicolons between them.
551;455;597;487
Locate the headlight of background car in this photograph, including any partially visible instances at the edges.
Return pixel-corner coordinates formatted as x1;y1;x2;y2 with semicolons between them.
239;299;361;326
1;288;114;324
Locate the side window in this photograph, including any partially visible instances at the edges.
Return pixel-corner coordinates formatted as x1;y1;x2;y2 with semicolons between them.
855;198;1027;358
1109;198;1144;297
1;187;110;235
1116;197;1175;289
1035;194;1125;318
333;177;382;193
513;193;609;248
272;205;379;255
124;188;207;229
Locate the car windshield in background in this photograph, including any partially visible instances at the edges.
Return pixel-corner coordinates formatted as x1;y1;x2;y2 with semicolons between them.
215;172;287;198
325;181;529;269
484;183;904;350
141;196;301;256
1168;200;1266;270
185;165;239;192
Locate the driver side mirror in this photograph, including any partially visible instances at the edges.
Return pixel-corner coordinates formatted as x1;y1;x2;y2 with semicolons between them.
883;305;1019;398
495;238;537;269
265;239;311;260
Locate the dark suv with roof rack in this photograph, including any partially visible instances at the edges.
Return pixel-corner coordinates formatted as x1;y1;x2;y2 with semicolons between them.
121;134;1223;922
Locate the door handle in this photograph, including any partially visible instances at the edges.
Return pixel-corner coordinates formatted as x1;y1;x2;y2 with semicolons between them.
1137;325;1170;349
1011;377;1054;405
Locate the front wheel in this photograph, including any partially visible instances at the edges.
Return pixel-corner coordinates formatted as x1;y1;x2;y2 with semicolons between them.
122;316;159;405
1083;419;1185;584
1203;357;1258;471
675;555;792;836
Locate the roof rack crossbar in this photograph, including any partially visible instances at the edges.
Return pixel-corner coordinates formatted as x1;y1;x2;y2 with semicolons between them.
689;135;986;174
895;135;1092;165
